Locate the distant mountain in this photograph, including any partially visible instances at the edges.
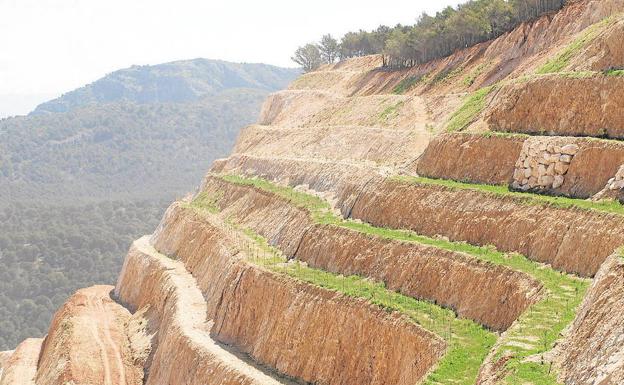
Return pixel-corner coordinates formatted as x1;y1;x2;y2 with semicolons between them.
1;60;299;205
32;59;299;114
0;58;298;349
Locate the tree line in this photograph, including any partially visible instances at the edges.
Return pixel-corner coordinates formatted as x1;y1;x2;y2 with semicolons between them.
292;0;567;71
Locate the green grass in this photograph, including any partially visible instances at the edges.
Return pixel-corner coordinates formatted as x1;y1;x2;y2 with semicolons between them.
463;63;490;87
182;191;222;214
603;68;624;77
379;100;405;122
236;225;496;385
206;175;591;384
396;176;624;216
537;16;616;74
393;75;423;94
431;66;464;85
446;85;496;132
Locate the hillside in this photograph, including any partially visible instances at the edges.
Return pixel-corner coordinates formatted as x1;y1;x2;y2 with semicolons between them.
0;60;298;351
1;60;299;206
3;0;624;384
32;58;298;114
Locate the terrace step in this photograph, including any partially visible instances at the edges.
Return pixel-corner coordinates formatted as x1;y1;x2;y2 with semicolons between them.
349;176;624;277
200;175;543;331
148;207;445;385
116;237;295;385
417;132;624;199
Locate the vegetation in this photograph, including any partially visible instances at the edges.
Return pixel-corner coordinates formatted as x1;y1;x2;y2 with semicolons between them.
294;0;569;70
446;85;496;131
392;75;424;94
398;176;624;215
603;68;624;77
291;44;324;73
0;60;298;349
218;220;496;385
537;16;615;74
205;175;590;384
379;100;405;122
32;59;299;114
0;90;269;206
0;200;166;349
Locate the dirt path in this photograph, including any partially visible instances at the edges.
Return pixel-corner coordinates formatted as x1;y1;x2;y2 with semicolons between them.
130;236;295;385
87;292;127;385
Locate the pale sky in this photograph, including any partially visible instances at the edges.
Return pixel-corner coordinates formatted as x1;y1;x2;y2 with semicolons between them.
0;0;462;117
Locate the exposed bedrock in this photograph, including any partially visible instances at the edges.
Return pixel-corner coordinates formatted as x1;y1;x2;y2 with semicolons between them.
557;254;624;385
0;351;10;376
148;206;445;385
209;155;380;216
418;133;624;199
200;176;315;256
570;16;624;71
296;225;542;331
232;124;427;167
116;238;288;385
36;285;143;385
0;338;42;385
212;263;444;385
487;75;624;139
417;133;524;185
197;178;542;330
350;179;624;277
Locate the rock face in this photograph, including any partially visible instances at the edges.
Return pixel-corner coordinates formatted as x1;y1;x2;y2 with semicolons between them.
418;132;624;199
116;238;290;385
417;133;525;185
210;154;381;216
594;164;624;202
8;1;624;384
351;179;624;277
487;75;624;139
35;285;143;385
148;207;446;385
557;254;624;384
296;225;542;331
0;339;41;385
199;177;542;331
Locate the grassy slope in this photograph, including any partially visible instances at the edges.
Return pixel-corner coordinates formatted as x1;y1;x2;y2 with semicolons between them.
446;85;496;132
537;16;617;74
186;197;495;385
212;175;590;385
397;176;624;216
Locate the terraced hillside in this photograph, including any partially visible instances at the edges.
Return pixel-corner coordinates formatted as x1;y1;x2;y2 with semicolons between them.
2;0;624;384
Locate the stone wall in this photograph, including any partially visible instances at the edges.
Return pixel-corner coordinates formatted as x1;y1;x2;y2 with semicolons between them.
511;138;579;191
594;164;624;202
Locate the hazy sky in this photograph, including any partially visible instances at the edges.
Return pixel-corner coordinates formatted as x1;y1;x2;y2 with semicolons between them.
0;0;461;117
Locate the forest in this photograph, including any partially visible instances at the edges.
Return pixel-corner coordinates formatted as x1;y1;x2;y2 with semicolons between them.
0;59;298;349
0;200;165;349
292;0;567;70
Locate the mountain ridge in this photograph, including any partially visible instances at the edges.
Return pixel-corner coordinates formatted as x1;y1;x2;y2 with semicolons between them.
31;58;299;115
